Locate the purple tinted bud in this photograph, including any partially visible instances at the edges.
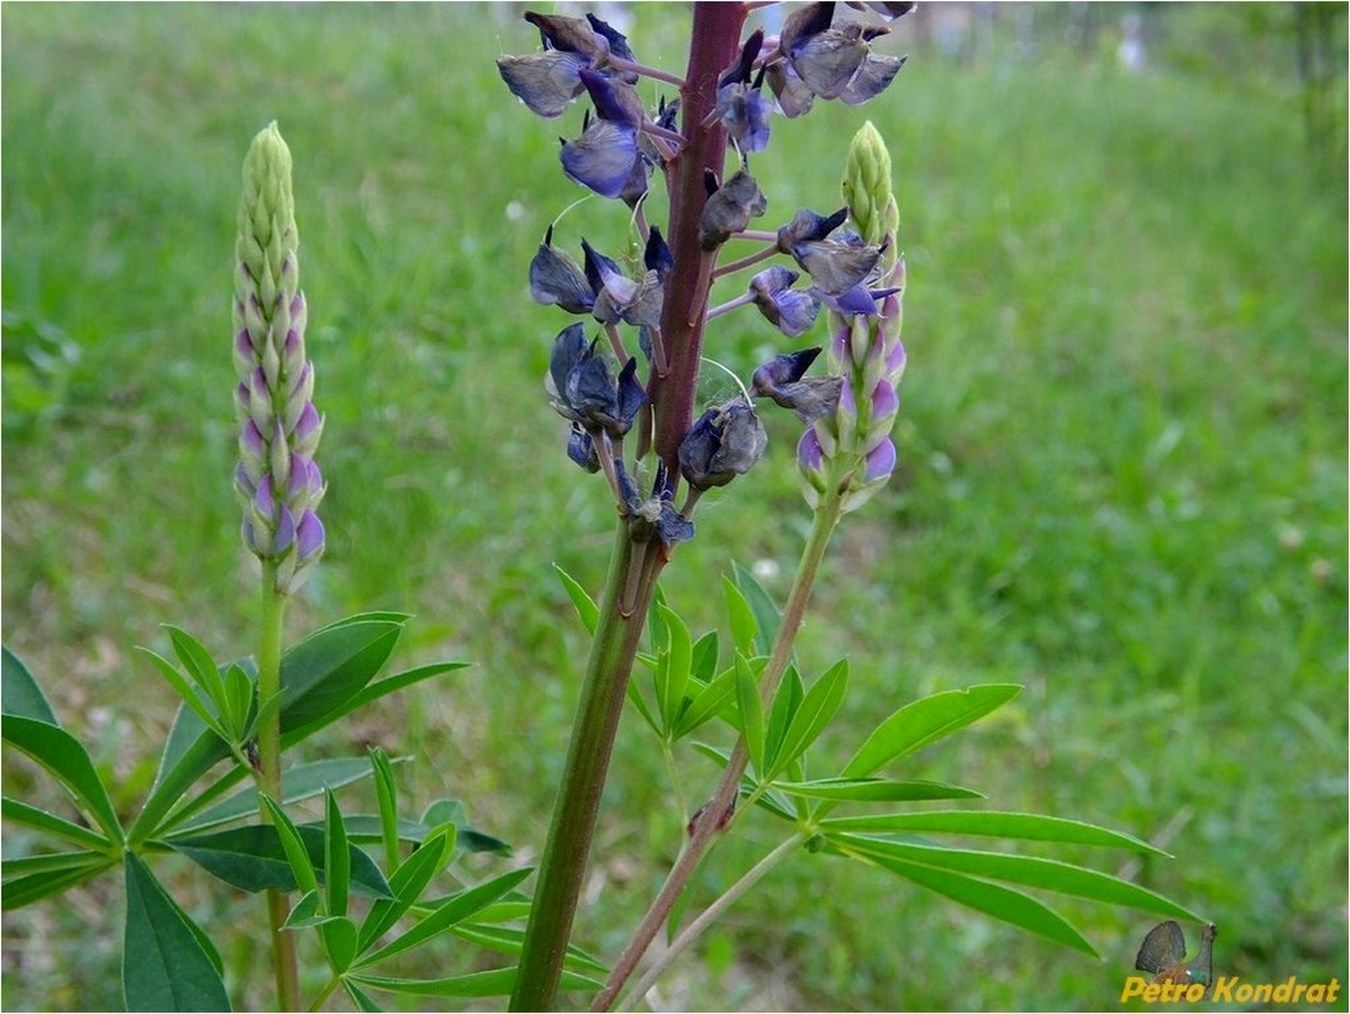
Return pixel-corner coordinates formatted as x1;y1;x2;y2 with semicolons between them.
864;437;897;482
241;420;266;458
296;510;324;561
274;505;296;555
886;337;907;377
293;402;320;448
233;329;255;376
561;119;641;199
871;378;899;420
288;453;310;499
797;427;825;473
255;475;276;519
235;462;256;497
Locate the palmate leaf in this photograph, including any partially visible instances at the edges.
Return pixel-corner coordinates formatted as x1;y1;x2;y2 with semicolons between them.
835;834;1202;920
818;810;1169;855
2;849;109;879
359;827;456;952
122;854;231;1012
843;683;1022;778
671;665;738;739
282;660;469;746
278;618;405;733
2;861;117;910
350;967;602;997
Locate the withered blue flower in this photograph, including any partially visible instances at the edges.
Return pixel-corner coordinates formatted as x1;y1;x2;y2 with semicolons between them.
547;322;646;438
678;399;769;490
715;31;772;153
699;169;767;250
560;113;641;199
498;50;590;119
567;422;601;472
792;226;881;294
752;346;843;422
531;225;596;313
616;460;695;545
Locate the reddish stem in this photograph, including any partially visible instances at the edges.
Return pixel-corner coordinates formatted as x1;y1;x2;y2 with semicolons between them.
648;2;748;480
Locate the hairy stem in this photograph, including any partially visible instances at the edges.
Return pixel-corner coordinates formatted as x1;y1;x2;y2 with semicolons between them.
256;566;300;1011
511;527;659;1011
616;835;803;1012
592;488;844;1011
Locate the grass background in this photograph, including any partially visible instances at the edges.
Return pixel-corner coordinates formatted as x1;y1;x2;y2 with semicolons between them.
2;3;1345;1010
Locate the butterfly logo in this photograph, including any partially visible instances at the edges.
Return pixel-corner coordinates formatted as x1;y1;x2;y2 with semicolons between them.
1135;921;1218;991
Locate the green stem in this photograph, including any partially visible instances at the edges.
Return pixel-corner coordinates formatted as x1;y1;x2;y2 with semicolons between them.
616;835;803;1012
257;565;300;1011
511;526;659;1011
591;490;845;1011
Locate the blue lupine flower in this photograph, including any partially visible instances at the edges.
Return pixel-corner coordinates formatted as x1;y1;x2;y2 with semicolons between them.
567;422;601;473
561;111;642;200
748;266;822;337
715;31;772;153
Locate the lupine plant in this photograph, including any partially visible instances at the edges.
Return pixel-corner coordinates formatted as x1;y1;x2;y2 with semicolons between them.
498;3;1203;1012
4;5;1207;1013
2;124;600;1011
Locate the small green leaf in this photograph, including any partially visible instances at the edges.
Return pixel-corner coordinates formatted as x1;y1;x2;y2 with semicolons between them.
844;684;1022;779
165;626;227;717
732;561;781;657
370;748;400;871
690;631;719;686
770;659;849;777
176;757;380;835
656;605;693;733
734;654;765;774
351;967;601;997
2;645;58;725
818;810;1170;855
671;666;738;739
122;854;231;1011
356;867;532;968
447;923;609;975
171;821;391;898
553;563;599;634
280;619;405;734
259;795;320;896
136;648;229;742
3;715;123;843
836;834;1201;920
860;850;1098;957
325;789;350;917
722;577;758;655
222;665;254;739
283;661;468;746
283;890;326;929
2;849;107;879
626;677;662;736
322;917;359;972
772;778;984;802
2;861;114;910
764;667;804;772
2;796;109;850
359;827;455;952
345;981;383;1012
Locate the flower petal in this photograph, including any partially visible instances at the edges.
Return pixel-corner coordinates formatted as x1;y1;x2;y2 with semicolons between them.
561;120;641;198
497;51;589;119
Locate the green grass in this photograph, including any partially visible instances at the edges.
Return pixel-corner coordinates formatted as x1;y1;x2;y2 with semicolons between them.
2;4;1345;1011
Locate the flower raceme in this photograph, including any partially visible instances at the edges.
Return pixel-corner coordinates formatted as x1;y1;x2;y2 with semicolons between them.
232;122;325;594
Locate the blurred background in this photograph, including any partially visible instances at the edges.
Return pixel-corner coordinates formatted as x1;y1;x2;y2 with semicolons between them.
3;3;1345;1010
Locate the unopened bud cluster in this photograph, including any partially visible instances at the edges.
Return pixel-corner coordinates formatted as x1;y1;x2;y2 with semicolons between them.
232;123;326;593
798;120;906;513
